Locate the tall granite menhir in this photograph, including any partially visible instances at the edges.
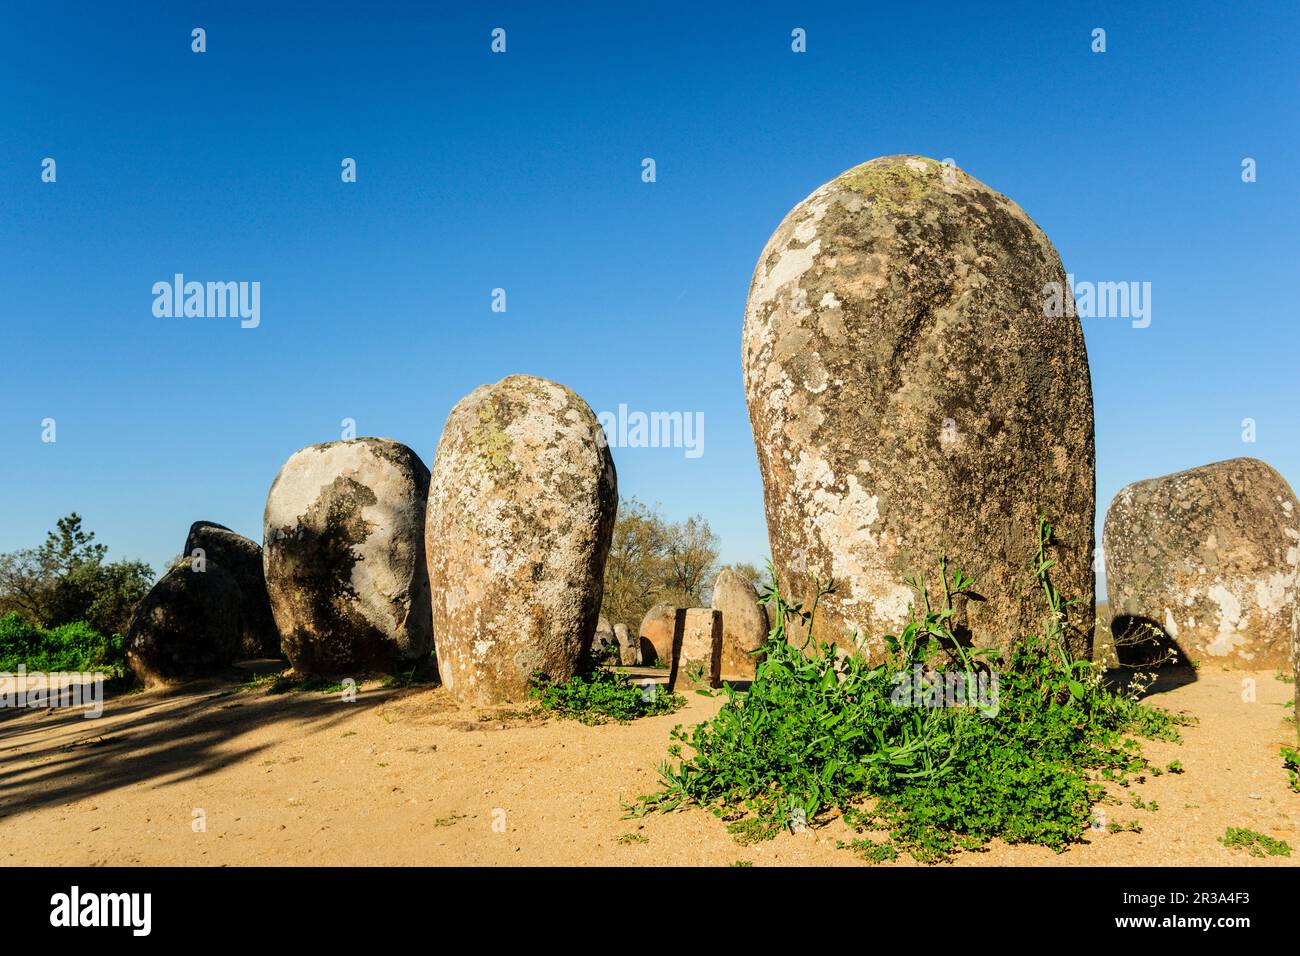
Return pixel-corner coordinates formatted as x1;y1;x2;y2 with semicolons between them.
743;155;1096;659
426;375;617;705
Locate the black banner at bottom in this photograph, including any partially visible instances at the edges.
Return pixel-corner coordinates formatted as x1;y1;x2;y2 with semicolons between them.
2;865;1288;939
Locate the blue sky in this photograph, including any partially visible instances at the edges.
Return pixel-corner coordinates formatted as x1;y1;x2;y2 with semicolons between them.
2;1;1297;589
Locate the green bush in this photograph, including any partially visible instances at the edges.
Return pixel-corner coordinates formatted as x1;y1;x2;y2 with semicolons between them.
0;612;126;677
629;518;1189;863
1282;746;1300;793
1219;827;1291;858
530;665;685;725
0;514;153;638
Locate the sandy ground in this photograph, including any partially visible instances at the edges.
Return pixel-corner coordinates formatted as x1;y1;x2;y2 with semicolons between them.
1;664;1295;866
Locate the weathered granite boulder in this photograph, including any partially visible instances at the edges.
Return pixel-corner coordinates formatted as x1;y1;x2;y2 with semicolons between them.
590;617;618;665
711;568;768;678
125;564;242;687
426;375;617;704
614;623;639;665
670;608;722;691
183;521;279;659
639;602;680;666
263;438;432;675
743;155;1095;660
1103;457;1299;668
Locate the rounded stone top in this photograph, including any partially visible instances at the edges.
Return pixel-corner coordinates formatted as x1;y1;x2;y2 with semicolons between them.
745;154;1057;337
1110;456;1293;503
436;374;612;487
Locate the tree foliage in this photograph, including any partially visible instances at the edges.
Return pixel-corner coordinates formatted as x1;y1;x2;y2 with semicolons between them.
600;498;722;631
0;513;153;637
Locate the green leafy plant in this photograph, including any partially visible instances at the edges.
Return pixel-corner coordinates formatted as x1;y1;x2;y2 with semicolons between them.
628;518;1188;863
530;666;684;725
1218;827;1291;858
838;838;899;863
1282;746;1300;793
0;612;126;678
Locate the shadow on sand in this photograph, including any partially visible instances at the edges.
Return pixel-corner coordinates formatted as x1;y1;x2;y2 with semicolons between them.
0;662;411;821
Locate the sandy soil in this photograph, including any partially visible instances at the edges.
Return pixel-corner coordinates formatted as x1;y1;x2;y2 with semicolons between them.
1;664;1295;866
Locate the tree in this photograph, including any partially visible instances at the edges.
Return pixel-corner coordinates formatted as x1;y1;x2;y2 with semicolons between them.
600;498;670;630
599;498;721;631
661;515;720;607
0;513;153;636
39;513;107;575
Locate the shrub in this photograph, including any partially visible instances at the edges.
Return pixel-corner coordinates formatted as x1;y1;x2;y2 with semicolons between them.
1218;827;1291;858
530;665;684;725
1282;746;1299;793
0;513;152;637
629;518;1188;863
0;612;126;677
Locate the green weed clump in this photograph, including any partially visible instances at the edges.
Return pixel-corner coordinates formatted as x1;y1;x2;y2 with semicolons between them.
0;612;126;678
1218;827;1291;858
1282;746;1300;793
628;518;1189;863
530;664;684;726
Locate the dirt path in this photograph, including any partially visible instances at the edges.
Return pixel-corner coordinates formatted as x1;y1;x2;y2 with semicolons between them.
1;666;1295;866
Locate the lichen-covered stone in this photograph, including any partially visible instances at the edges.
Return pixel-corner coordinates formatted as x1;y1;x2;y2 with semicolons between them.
639;602;680;666
1103;457;1299;669
670;608;721;691
183;521;279;659
743;155;1095;660
125;563;241;687
263;438;432;675
589;616;618;665
426;375;617;704
613;623;639;666
711;568;768;678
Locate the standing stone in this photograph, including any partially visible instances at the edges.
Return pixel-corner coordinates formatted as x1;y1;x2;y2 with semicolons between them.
426;375;617;705
670;608;722;691
711;568;769;678
125;563;242;687
589;616;618;665
184;521;279;659
614;623;639;666
1104;457;1299;669
743;155;1095;660
263;438;432;675
639;602;681;666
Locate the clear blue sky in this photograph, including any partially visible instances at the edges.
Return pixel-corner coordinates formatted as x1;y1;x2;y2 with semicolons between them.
2;1;1297;589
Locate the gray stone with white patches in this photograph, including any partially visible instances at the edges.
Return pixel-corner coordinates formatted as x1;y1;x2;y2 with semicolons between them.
1104;457;1299;669
263;438;432;675
426;375;617;705
614;623;639;665
589;616;618;665
743;155;1095;660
